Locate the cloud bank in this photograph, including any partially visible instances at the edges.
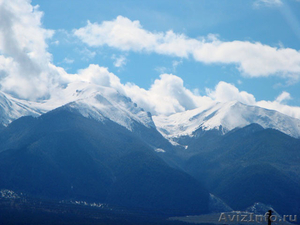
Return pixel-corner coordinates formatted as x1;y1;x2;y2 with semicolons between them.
0;1;300;121
72;64;300;119
74;16;300;79
0;0;64;100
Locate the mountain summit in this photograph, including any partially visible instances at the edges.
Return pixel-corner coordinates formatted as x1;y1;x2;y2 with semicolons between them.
1;84;300;141
0;82;300;217
153;101;300;141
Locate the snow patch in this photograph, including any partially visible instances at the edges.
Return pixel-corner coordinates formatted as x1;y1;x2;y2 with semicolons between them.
0;189;20;199
155;148;166;153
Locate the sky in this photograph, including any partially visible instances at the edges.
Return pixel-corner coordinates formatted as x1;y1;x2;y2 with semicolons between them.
1;0;300;118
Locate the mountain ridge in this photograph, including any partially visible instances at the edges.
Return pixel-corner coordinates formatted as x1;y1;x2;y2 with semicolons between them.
153;101;300;141
1;83;300;142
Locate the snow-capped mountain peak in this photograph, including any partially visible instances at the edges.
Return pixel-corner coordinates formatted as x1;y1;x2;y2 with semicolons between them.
0;82;155;131
59;82;155;131
0;91;42;126
153;101;300;140
1;83;300;140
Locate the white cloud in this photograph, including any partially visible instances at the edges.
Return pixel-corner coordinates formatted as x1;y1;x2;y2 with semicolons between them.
64;64;120;88
63;58;74;64
0;0;64;100
155;66;167;74
74;17;158;52
122;74;213;115
66;65;213;116
275;91;292;103
51;40;60;45
172;59;182;72
206;81;256;105
193;40;300;78
68;65;300;120
0;2;211;115
74;16;300;80
78;47;96;61
253;0;283;7
73;16;196;58
207;81;300;120
257;100;300;119
112;55;126;68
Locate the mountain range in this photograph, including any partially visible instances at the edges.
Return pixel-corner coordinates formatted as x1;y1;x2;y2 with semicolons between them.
0;81;299;219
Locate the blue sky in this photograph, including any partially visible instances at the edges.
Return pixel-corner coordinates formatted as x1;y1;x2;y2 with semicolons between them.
32;0;300;104
1;0;300;117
